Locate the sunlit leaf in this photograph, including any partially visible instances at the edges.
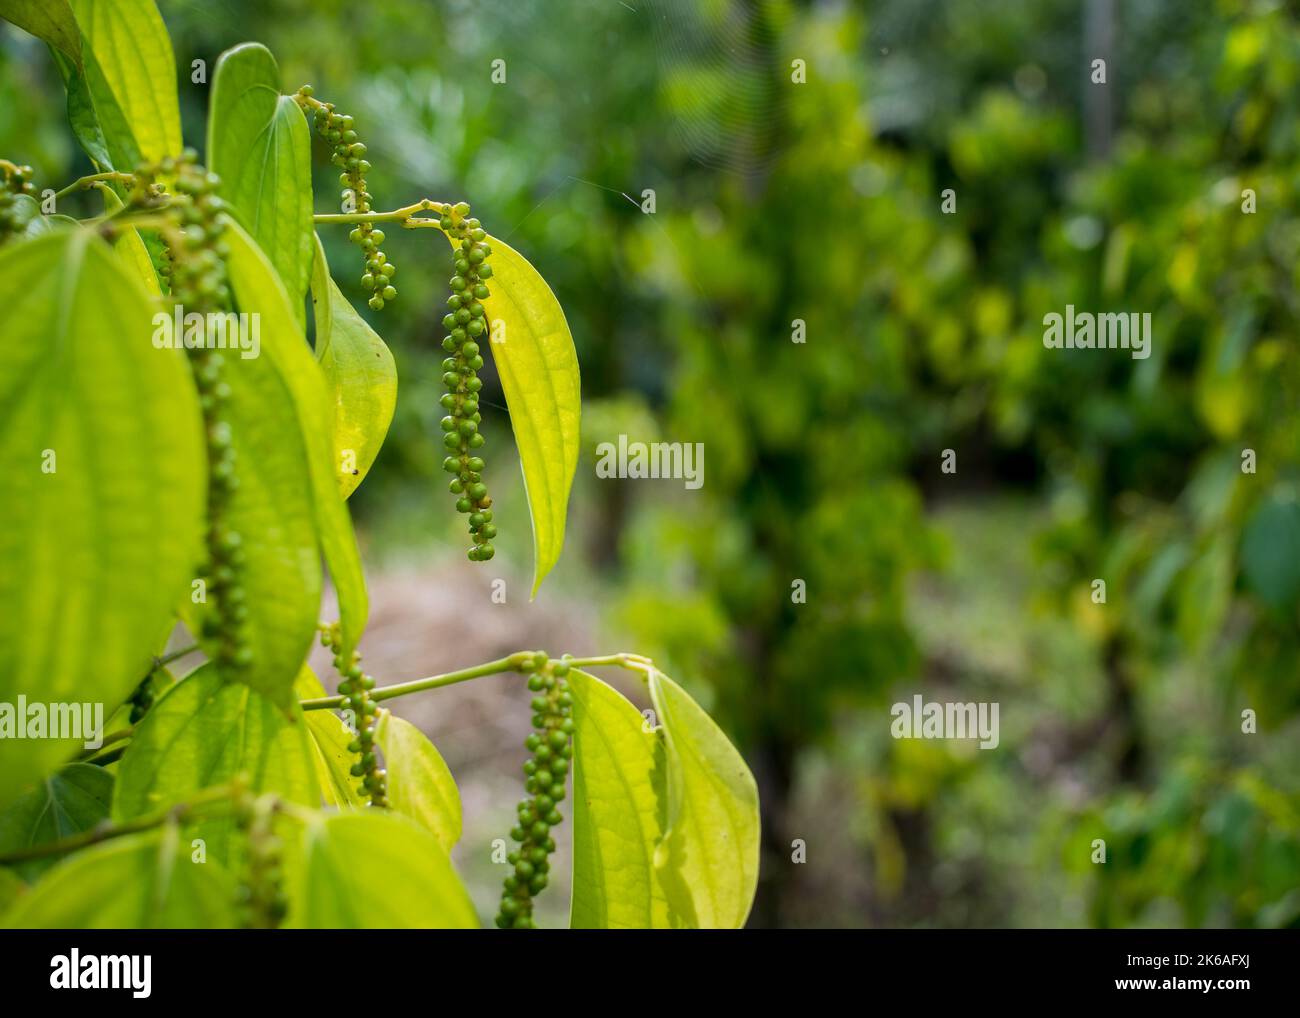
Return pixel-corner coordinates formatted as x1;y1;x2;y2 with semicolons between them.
375;710;460;852
113;663;317;863
0;231;204;812
2;824;238;928
208;43;314;317
226;222;369;663
311;235;397;499
285;811;477;928
568;670;673;928
294;667;365;808
446;233;580;597
647;668;759;928
69;0;182;168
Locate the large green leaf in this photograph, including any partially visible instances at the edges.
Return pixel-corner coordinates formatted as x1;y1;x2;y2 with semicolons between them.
294;668;365;808
112;664;316;863
69;0;182;168
285;811;477;928
311;236;397;499
447;234;580;597
226;222;369;662
647;668;760;928
207;43;314;317
375;711;461;852
0;0;82;65
2;825;238;928
0;230;204;811
568;670;673;928
0;764;113;881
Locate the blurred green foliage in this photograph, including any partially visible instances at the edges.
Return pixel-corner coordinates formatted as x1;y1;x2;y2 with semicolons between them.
2;0;1297;927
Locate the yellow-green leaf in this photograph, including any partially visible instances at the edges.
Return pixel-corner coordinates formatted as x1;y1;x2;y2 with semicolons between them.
207;43;314;317
225;222;369;662
648;668;760;928
0;230;204;811
375;711;461;852
2;825;238;928
285;811;477;928
69;0;182;167
311;235;397;499
568;670;674;928
294;667;366;808
448;234;580;597
112;663;317;863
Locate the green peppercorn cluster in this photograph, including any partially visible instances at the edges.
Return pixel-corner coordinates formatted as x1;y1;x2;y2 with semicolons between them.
321;622;388;807
0;162;35;240
234;794;288;929
439;202;498;561
496;653;574;929
295;86;397;310
147;153;252;678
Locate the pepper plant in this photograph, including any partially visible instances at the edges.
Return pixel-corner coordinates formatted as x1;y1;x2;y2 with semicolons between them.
0;0;759;929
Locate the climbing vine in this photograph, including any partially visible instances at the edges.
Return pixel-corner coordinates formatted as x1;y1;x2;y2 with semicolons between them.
0;0;758;931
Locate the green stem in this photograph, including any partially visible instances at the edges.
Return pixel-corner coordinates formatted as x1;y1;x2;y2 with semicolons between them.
566;652;655;673
54;171;135;200
313;197;449;227
298;655;522;711
155;644;199;668
297;651;659;712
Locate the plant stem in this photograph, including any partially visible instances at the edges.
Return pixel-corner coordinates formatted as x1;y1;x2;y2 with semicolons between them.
566;652;655;673
54;171;135;200
296;651;659;712
313;197;449;227
155;644;199;668
298;655;522;711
